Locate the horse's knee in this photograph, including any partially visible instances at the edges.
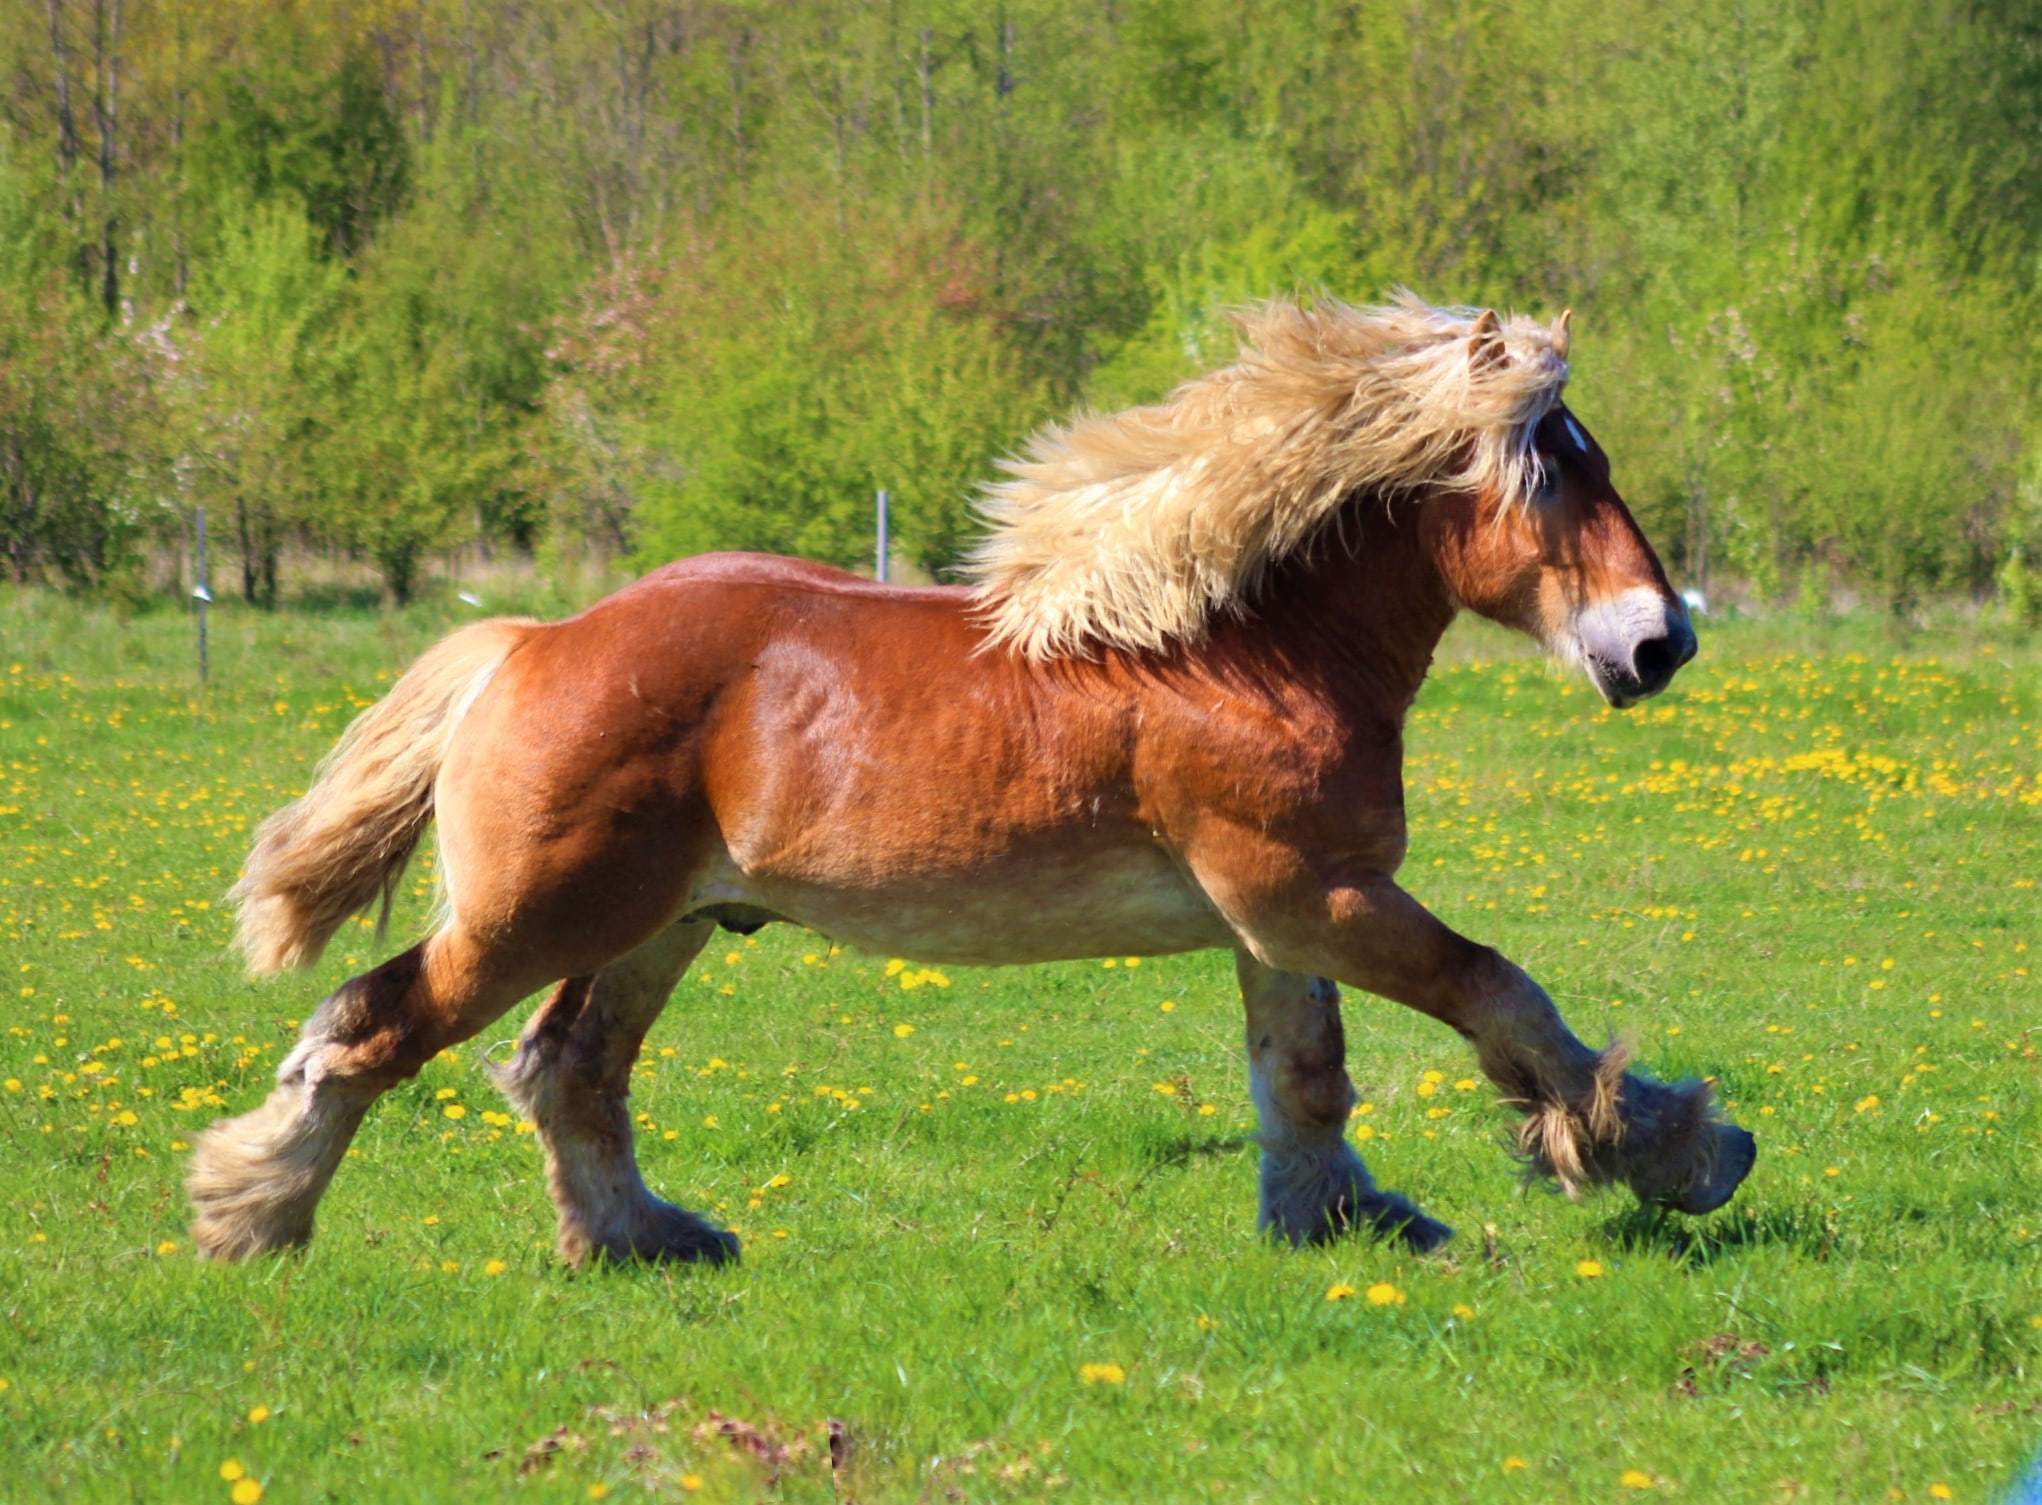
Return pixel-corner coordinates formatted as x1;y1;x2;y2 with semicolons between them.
277;950;436;1089
1269;1047;1355;1132
1247;975;1353;1136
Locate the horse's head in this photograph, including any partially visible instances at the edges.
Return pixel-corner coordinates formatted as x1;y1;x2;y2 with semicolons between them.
1423;316;1696;709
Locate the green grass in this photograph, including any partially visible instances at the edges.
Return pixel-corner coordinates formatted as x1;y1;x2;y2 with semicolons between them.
2;591;2038;1504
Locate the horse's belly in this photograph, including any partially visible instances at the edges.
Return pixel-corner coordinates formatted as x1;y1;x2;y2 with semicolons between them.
694;844;1233;966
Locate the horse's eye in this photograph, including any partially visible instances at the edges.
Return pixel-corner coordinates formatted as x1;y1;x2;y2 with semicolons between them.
1534;454;1563;505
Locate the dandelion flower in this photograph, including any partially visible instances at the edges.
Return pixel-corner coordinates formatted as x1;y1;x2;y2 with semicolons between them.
1502;1456;1527;1473
1929;1487;1953;1501
219;1460;245;1482
231;1481;263;1505
893;1023;914;1038
1325;1282;1357;1302
1364;1282;1405;1307
1078;1362;1126;1385
246;1405;269;1424
1576;1259;1605;1279
1619;1468;1654;1489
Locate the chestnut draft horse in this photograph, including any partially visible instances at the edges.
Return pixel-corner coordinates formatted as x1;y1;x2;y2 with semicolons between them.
191;294;1755;1265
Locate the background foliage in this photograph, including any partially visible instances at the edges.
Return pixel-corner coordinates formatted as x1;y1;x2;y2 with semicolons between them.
1;0;2038;608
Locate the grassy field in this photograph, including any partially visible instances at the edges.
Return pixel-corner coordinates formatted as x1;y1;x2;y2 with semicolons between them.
2;589;2037;1504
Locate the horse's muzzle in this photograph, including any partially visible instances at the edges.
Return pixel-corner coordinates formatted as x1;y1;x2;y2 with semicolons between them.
1578;591;1697;709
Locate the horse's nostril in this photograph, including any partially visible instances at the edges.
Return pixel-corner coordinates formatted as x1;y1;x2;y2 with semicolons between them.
1632;633;1681;687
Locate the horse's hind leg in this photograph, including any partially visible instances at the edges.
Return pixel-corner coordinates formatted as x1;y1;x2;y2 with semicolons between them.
189;925;536;1260
1239;953;1454;1253
492;917;736;1266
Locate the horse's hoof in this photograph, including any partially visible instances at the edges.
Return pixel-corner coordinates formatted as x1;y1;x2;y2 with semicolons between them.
571;1202;741;1268
1389;1211;1455;1254
1670;1124;1756;1215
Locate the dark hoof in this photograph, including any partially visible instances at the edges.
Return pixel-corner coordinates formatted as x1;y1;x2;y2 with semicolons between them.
573;1204;742;1268
1669;1125;1756;1215
1355;1191;1454;1254
1387;1211;1456;1254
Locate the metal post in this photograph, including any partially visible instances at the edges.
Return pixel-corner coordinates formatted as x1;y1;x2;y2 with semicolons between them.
193;504;211;684
875;489;890;582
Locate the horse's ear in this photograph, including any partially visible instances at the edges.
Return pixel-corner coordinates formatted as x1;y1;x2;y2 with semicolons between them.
1553;308;1573;362
1469;309;1505;370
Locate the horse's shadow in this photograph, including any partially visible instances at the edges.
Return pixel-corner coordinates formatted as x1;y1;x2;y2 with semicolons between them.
1137;1131;1252;1171
1593;1201;1840;1266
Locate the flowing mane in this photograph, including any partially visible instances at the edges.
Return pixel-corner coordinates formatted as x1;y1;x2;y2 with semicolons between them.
965;292;1572;661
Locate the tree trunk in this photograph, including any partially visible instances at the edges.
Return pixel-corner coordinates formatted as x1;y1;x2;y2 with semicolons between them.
918;27;933;161
727;29;750;201
91;0;121;319
237;496;256;604
257;521;277;609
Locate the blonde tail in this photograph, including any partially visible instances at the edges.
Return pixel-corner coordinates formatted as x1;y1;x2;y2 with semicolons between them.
230;617;537;975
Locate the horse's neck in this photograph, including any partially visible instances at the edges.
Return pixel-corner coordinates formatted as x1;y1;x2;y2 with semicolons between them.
1236;508;1458;732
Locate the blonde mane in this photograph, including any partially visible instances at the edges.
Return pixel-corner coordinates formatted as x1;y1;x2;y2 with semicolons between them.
965;292;1572;661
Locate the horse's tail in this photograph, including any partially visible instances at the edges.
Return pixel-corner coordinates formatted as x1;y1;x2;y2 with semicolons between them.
230;616;538;976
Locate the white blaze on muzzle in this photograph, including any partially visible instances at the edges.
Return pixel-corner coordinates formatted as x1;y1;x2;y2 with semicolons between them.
1570;587;1698;708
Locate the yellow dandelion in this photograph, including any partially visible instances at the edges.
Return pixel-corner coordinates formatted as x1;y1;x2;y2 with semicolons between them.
1325;1282;1357;1301
246;1405;269;1424
589;1486;610;1501
893;1023;914;1038
681;1476;703;1493
1619;1467;1654;1489
1451;1302;1476;1320
1365;1282;1405;1307
1078;1362;1126;1385
1576;1259;1605;1279
1502;1456;1528;1473
442;1104;466;1120
219;1459;245;1481
483;1259;507;1276
231;1481;263;1505
1928;1487;1953;1501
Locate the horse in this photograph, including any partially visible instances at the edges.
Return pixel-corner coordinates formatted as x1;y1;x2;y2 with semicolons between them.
189;293;1755;1266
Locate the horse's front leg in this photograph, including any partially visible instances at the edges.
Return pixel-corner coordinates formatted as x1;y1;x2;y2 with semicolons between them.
1238;953;1455;1252
1232;866;1755;1216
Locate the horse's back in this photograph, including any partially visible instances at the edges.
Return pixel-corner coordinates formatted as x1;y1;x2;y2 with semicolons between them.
433;552;1229;966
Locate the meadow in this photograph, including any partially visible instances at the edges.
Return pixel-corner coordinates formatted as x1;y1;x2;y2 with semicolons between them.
1;589;2037;1503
